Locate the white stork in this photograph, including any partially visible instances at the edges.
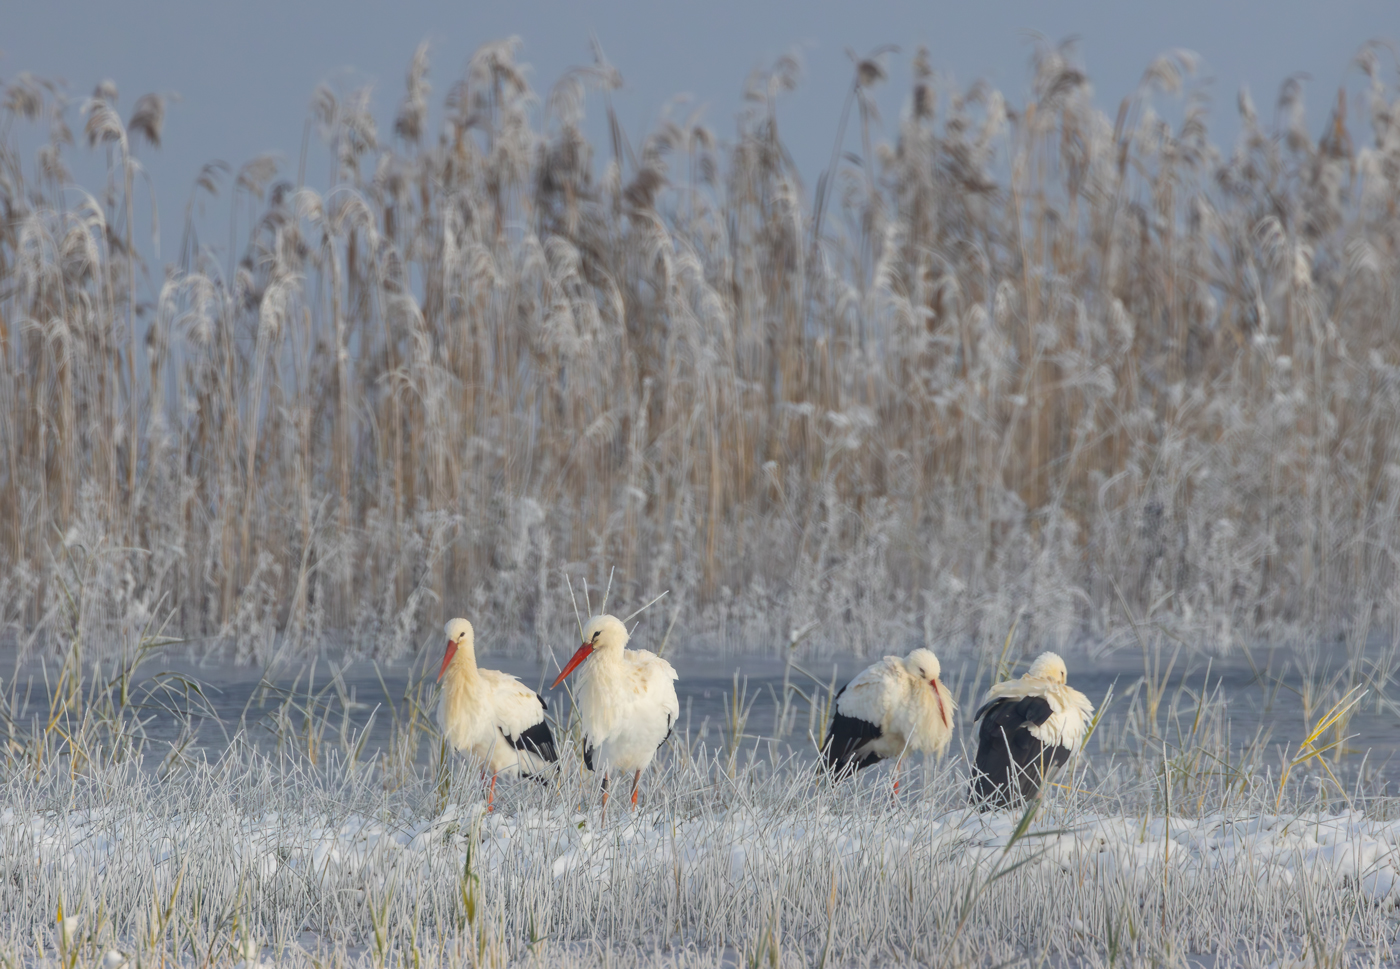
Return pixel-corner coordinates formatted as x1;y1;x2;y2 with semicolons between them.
821;648;955;786
437;618;558;810
550;614;679;813
971;651;1093;807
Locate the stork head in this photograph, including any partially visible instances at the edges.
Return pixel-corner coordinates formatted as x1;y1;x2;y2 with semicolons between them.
551;614;628;689
1025;651;1068;684
439;618;474;681
582;614;629;651
905;648;951;729
904;648;943;683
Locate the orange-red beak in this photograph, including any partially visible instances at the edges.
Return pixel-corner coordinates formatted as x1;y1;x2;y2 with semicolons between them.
438;641;458;682
931;678;950;729
550;643;593;689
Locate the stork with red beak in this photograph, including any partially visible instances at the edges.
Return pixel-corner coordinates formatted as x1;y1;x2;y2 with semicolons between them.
551;614;679;814
437;618;558;810
821;648;955;783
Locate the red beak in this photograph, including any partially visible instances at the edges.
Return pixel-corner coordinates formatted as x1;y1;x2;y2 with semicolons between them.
438;641;458;682
551;643;594;689
931;678;950;729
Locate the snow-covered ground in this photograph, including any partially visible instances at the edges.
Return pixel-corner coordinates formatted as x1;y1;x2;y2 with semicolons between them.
14;797;1399;908
3;745;1399;968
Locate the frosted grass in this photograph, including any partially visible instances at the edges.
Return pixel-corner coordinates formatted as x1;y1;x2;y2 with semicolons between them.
3;33;1400;967
3;743;1399;966
1;40;1399;664
2;664;1400;968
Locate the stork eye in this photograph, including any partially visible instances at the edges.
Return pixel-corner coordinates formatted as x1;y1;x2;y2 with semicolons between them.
591;631;600;643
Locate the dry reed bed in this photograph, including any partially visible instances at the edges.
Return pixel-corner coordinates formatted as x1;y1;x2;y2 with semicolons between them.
1;40;1399;659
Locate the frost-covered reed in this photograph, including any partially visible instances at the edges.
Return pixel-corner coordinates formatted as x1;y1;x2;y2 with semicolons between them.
2;40;1400;660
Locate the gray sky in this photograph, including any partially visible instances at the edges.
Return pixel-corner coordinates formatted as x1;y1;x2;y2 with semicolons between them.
4;0;1395;265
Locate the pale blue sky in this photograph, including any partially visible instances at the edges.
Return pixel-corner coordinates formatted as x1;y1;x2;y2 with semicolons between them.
4;0;1395;262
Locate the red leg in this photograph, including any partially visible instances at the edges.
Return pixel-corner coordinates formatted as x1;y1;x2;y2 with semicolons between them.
630;769;641;809
487;773;497;813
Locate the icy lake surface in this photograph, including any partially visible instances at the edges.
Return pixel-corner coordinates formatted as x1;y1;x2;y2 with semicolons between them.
4;641;1397;780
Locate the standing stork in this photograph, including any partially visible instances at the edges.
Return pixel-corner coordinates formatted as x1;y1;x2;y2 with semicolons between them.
550;614;679;814
971;651;1093;807
821;648;955;787
437;618;558;811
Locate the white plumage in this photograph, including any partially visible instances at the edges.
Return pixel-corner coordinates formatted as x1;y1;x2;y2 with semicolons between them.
551;614;679;810
437;618;558;808
979;652;1093;750
822;648;955;775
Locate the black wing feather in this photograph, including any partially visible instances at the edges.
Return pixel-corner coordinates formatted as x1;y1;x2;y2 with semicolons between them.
970;694;1070;807
501;693;559;765
506;719;558;762
821;685;885;774
973;694;1053;725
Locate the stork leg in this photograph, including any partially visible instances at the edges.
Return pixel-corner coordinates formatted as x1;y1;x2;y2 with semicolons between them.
486;773;498;813
892;758;902;798
629;769;641;809
600;773;610;824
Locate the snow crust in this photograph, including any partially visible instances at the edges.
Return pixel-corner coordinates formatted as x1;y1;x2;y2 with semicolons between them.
7;801;1397;905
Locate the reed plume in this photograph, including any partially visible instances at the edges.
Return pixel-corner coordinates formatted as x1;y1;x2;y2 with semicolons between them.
1;39;1398;659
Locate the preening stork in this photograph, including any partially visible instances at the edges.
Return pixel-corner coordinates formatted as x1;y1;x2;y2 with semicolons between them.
551;614;679;813
971;651;1093;807
437;618;558;810
821;648;955;784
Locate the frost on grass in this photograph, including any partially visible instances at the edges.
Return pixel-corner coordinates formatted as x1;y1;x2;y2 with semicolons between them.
3;742;1400;968
1;630;1398;967
2;41;1400;661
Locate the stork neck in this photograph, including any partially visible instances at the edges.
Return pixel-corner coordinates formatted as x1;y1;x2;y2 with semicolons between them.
581;641;625;680
445;642;480;686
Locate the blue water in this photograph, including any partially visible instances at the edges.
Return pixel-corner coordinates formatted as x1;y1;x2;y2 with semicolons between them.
2;641;1397;784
